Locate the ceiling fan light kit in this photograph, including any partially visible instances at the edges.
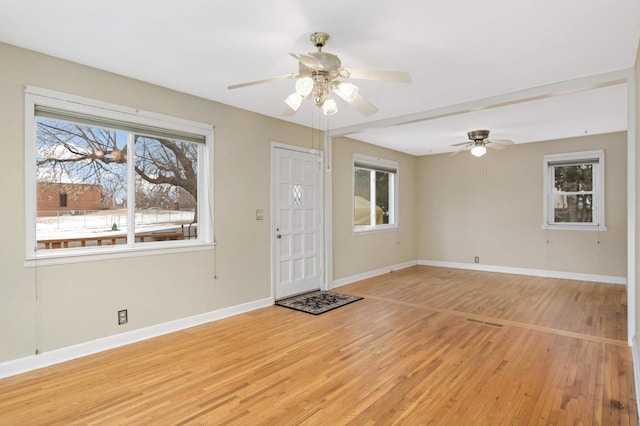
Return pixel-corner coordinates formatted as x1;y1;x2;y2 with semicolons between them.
322;98;338;116
228;32;411;117
295;77;314;96
333;81;359;102
450;129;515;157
470;145;487;157
284;92;304;111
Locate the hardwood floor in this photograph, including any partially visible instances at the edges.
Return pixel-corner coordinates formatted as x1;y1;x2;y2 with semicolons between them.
0;266;636;425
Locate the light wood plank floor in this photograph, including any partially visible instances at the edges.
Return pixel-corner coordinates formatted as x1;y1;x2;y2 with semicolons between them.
0;266;636;425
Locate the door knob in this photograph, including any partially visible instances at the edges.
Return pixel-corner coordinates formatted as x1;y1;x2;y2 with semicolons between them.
276;234;282;239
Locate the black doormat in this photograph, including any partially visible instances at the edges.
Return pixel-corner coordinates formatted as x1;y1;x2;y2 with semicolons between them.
275;291;363;315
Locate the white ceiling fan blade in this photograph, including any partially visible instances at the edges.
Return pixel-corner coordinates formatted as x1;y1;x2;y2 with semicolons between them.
450;145;472;156
345;69;412;83
488;139;515;146
290;53;324;70
228;73;299;90
347;94;379;116
451;141;474;147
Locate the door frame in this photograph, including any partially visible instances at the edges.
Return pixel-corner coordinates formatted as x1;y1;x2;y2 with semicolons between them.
271;142;325;300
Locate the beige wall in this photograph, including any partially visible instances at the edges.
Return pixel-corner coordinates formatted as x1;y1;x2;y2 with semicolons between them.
416;132;627;277
331;136;417;280
0;42;316;362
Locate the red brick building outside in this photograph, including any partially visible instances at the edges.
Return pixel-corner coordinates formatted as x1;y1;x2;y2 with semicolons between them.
37;182;105;215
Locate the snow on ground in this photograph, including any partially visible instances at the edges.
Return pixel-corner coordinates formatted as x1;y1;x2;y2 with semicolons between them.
37;209;195;240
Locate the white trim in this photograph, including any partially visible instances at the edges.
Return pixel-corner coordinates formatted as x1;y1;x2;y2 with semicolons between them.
323;133;333;291
627;75;636;345
352;153;399;170
270;141;321;154
352;153;400;232
352;225;403;235
332;261;418;288
332;259;627;289
542;150;605;230
539;224;607;231
418;259;626;285
332;260;627;288
24;85;214;133
632;336;640;415
24;87;215;263
24;242;215;268
0;297;272;380
24;92;37;260
329;69;633;139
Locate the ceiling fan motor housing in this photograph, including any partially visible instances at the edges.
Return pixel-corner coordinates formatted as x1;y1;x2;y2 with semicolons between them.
468;129;490;141
298;52;342;78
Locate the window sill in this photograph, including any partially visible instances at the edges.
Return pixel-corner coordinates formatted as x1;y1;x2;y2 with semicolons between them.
24;241;215;268
540;224;607;232
352;225;399;235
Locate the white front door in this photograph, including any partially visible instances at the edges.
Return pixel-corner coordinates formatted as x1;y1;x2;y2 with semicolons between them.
272;145;323;300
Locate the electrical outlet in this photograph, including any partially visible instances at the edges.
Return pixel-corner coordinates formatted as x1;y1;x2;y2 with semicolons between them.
474;256;479;264
256;209;264;220
118;309;128;325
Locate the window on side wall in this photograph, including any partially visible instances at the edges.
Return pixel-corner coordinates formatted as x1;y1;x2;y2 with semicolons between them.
25;88;214;263
542;150;605;231
353;154;399;232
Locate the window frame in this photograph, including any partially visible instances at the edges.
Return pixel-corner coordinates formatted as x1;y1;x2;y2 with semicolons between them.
24;86;215;266
542;150;606;231
352;153;399;233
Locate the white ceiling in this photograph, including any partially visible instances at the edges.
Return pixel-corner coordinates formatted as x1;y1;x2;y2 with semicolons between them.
0;0;638;155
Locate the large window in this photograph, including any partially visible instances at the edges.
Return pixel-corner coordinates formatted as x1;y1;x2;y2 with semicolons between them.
542;150;605;231
25;87;213;263
353;154;398;232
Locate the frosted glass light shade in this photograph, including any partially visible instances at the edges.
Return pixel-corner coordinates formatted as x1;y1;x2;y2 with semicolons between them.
470;145;487;157
322;98;338;116
295;77;314;96
285;93;304;111
334;82;359;102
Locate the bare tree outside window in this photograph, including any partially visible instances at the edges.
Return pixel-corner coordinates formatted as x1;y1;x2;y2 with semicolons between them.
36;118;198;247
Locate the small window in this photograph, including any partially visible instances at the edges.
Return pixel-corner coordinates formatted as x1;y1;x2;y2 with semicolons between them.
353;154;398;232
542;150;605;231
59;193;67;208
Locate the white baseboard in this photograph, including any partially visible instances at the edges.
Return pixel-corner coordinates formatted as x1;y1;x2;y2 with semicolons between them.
332;260;418;288
633;336;640;417
418;259;627;285
333;259;626;288
0;297;273;380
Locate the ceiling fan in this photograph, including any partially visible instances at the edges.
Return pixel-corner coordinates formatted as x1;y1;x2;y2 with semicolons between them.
227;32;411;117
450;130;515;157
